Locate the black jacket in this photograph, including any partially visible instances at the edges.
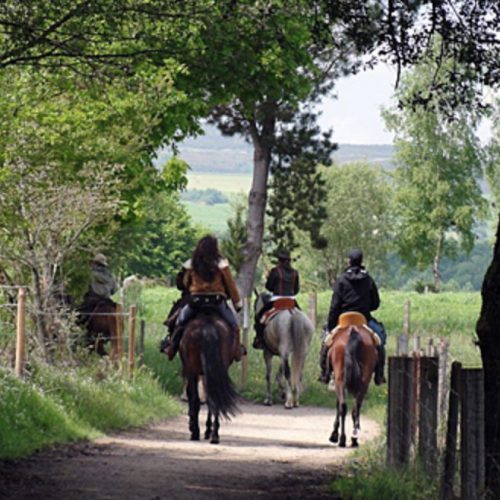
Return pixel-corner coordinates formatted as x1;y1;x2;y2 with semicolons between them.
327;265;380;330
265;264;300;296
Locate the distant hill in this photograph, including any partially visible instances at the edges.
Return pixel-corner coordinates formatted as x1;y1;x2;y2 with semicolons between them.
155;125;394;172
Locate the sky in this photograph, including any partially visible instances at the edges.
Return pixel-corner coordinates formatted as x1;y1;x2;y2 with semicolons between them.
320;64;493;145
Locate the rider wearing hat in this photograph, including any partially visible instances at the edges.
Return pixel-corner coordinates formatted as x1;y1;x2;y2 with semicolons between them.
78;253;118;322
319;249;386;385
252;249;300;349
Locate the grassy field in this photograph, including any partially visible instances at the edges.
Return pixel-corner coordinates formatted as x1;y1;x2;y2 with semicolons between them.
183;201;232;234
187;172;252;194
138;287;482;422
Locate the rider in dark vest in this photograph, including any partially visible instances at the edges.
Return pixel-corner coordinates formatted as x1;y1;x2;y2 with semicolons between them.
253;249;300;349
77;253;117;323
319;249;386;385
161;235;245;363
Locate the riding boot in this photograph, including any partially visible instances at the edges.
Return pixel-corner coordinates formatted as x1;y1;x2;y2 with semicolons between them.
232;327;246;362
160;326;184;361
252;321;265;349
318;343;331;384
374;345;386;385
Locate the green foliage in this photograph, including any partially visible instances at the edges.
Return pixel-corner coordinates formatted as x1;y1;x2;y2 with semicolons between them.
383;52;487;287
295;162;394;287
332;440;439;500
181;188;229;205
221;195;248;273
0;362;179;459
111;192;198;279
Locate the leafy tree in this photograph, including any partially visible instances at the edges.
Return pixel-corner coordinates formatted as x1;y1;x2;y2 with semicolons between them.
220;195;248;275
383;55;487;290
486;100;500;205
297;163;394;287
110;192;198;280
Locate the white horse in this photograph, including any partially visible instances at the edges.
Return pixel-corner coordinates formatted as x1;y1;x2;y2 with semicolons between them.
255;292;314;409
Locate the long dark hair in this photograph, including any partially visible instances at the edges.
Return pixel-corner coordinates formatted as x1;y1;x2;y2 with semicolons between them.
192;235;221;282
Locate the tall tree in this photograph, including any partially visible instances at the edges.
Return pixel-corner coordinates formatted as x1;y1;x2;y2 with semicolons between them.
383;54;487;290
296;163;394;286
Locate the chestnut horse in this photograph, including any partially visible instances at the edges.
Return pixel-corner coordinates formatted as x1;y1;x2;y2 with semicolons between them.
327;313;378;447
85;301;119;356
180;315;239;443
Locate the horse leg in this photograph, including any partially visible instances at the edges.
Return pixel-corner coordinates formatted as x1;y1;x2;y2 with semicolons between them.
351;386;368;447
282;357;294;409
210;412;220;445
330;399;341;444
264;350;273;406
187;376;200;441
204;409;212;440
290;349;306;408
339;399;348;447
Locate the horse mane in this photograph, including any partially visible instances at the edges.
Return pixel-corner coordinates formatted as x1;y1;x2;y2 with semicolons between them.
344;327;363;394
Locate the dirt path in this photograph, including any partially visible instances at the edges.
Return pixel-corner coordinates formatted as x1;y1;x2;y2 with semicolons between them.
0;401;380;500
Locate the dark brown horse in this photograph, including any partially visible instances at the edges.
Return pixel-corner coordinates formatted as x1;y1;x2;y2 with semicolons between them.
180;314;239;443
327;312;378;447
85;301;119;356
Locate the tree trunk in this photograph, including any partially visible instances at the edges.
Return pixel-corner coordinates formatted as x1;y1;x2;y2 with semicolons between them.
236;133;271;298
476;211;500;499
31;269;49;361
432;235;443;291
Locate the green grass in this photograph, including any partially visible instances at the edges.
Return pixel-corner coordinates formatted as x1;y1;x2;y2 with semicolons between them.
0;361;180;460
183;201;232;233
140;287;483;422
187;172;252;194
331;438;439;499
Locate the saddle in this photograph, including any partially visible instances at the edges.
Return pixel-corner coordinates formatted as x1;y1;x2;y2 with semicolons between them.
260;297;297;326
324;312;381;348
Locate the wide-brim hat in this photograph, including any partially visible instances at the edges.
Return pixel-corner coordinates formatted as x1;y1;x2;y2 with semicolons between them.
92;253;108;266
277;249;291;260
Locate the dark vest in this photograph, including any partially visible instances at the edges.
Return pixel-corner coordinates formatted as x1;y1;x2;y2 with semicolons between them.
265;265;299;296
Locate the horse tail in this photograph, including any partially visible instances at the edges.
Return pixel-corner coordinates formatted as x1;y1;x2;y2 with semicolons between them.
200;320;239;420
344;328;363;394
290;312;313;391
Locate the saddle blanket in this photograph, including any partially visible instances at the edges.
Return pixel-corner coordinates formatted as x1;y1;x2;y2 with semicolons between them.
324;324;381;348
261;298;297;326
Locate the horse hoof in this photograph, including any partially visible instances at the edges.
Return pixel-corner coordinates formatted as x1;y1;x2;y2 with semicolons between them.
351;438;358;448
264;399;272;406
190;432;200;441
339;436;346;448
210;436;219;445
284;403;293;410
204;431;211;440
329;432;338;444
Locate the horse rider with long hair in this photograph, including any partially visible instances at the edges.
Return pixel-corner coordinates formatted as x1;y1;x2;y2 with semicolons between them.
319;248;387;385
253;249;300;349
77;253;117;323
161;235;245;363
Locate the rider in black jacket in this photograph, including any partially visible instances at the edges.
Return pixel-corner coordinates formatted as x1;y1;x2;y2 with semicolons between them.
320;249;386;385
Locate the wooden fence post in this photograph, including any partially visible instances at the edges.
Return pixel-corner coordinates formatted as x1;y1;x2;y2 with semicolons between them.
114;303;124;360
240;297;250;388
403;300;411;335
138;319;146;368
128;305;136;376
438;339;450;429
308;292;317;329
441;361;462;500
398;335;409;355
460;368;485;500
387;356;415;468
418;356;439;475
15;288;26;378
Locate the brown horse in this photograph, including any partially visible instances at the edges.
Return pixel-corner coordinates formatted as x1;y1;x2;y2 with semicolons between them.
327;313;378;447
180;314;239;443
85;301;119;356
